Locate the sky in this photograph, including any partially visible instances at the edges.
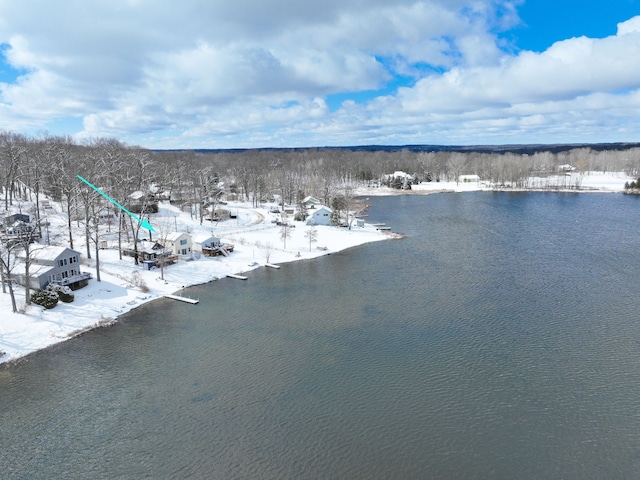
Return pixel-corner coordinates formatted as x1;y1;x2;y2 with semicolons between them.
1;0;640;149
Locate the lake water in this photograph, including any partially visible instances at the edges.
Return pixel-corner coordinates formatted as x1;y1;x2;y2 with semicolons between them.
2;192;640;479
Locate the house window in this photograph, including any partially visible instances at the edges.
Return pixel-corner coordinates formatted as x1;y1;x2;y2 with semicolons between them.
64;258;68;265
59;260;64;267
180;239;187;245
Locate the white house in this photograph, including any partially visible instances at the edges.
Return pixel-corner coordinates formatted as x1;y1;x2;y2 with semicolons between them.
307;206;333;226
558;164;576;173
192;233;221;253
459;174;480;183
163;232;192;256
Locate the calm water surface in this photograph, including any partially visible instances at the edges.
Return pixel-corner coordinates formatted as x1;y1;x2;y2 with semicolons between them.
2;192;640;479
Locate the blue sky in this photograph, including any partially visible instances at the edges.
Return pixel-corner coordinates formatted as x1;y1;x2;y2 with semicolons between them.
510;0;640;51
1;1;640;149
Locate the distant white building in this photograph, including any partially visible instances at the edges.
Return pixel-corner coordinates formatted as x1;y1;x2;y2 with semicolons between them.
383;171;414;182
459;174;480;183
557;164;576;173
383;171;414;189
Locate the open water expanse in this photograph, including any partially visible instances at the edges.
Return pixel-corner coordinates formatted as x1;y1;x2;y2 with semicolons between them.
2;192;640;479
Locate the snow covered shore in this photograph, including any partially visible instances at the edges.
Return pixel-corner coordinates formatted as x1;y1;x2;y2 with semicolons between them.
356;171;634;195
0;171;633;365
0;201;391;365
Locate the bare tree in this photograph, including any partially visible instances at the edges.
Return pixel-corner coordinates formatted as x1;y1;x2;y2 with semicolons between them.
0;131;29;211
280;211;291;249
259;241;274;263
14;225;44;306
304;225;318;251
0;239;21;312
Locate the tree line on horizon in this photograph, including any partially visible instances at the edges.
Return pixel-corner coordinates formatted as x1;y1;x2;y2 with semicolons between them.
2;130;640;232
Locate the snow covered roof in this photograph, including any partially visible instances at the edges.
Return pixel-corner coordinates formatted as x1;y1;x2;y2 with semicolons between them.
23;246;78;263
314;205;333;213
192;233;219;243
122;241;168;254
392;171;413;179
303;196;321;204
164;232;190;242
129;190;145;200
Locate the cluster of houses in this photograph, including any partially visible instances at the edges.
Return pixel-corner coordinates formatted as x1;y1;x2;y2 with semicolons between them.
121;232;234;270
2;195;342;296
6;231;236;294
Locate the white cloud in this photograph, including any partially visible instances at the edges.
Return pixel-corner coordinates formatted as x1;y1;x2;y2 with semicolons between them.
0;1;639;147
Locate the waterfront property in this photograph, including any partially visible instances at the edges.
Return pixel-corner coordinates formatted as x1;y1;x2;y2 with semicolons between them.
162;232;193;256
307;206;333;226
192;233;221;253
121;240;177;266
192;233;234;256
15;245;91;290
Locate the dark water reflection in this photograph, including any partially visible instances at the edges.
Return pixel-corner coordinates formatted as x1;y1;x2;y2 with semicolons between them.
2;192;640;479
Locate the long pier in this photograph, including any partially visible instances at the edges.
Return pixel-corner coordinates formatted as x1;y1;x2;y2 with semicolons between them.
164;294;199;304
227;274;248;280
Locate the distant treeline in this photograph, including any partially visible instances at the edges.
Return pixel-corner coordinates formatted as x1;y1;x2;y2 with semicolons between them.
2;131;640;229
156;142;640;191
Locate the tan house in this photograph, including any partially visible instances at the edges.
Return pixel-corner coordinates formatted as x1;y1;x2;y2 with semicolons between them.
163;232;192;256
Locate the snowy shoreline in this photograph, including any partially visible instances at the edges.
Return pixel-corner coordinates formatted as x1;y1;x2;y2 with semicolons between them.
0;171;633;366
0;200;393;366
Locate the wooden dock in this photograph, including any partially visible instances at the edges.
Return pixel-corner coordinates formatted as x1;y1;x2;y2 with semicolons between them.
227;274;248;280
265;263;280;269
164;294;199;304
373;223;392;231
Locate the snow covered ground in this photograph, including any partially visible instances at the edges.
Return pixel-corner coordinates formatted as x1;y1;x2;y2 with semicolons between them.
0;200;391;364
0;171;634;365
356;171;634;195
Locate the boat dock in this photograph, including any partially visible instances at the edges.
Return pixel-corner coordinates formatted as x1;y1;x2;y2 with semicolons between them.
227;274;248;280
372;223;392;231
265;263;280;269
164;294;199;304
